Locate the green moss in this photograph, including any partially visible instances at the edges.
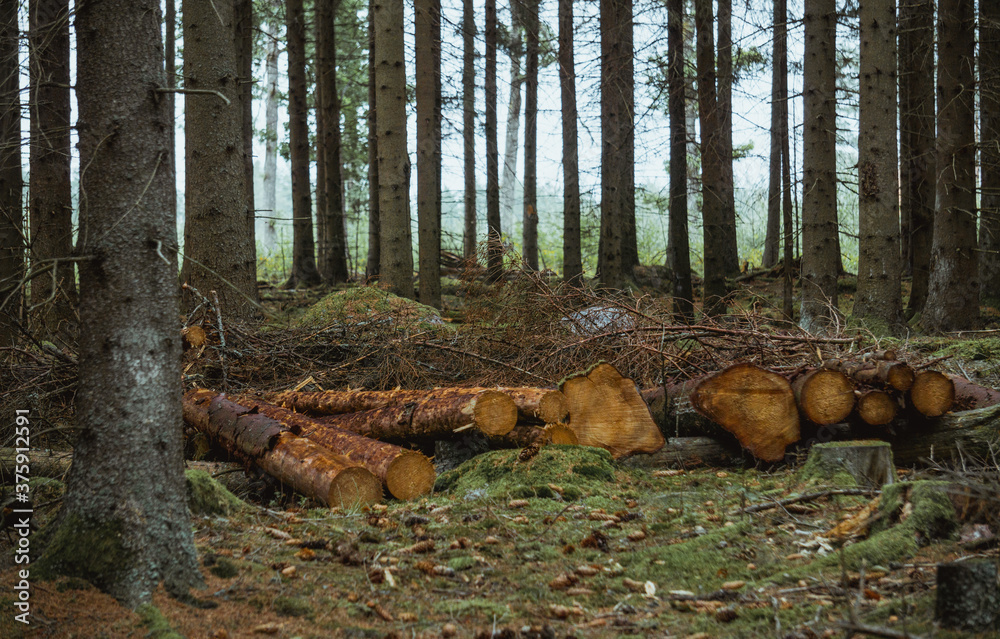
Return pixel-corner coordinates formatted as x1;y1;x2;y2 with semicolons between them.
432;446;628;501
208;557;240;579
447;556;478;571
273;595;314;618
797;441;895;490
136;603;184;639
185;469;248;516
295;286;447;331
33;513;134;592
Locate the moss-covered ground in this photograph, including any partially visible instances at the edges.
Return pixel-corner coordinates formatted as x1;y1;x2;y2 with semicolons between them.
4;447;993;638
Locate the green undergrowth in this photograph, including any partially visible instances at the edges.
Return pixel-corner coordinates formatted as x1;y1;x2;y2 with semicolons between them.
296;285;449;332
433;445;640;501
185;469;248;516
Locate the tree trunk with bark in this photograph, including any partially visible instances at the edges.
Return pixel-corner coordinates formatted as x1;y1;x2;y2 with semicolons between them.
559;0;582;283
36;0;203;605
598;0;637;289
523;0;539;271
165;0;177;227
800;0;840;332
853;0;902;330
416;0;442;307
318;0;349;284
28;0;75;331
0;0;21;347
980;0;1000;305
500;7;523;236
716;0;739;277
485;0;502;281
763;0;783;270
694;0;727;314
463;0;477;261
366;0;380;279
899;0;935;316
260;18;281;254
376;0;413;297
667;0;693;319
237;0;255;257
181;0;259;318
925;0;979;331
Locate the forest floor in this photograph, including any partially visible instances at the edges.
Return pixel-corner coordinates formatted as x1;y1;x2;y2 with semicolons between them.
2;266;1000;638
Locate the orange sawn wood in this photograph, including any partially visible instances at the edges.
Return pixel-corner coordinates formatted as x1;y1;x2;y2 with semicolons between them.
792;368;856;425
909;370;955;417
182;389;381;507
558;362;665;458
689;363;800;462
234;396;434;500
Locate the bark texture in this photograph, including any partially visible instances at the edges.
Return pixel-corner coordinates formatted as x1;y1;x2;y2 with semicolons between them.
37;0;202;605
935;560;1000;632
181;0;260;317
716;0;739;277
980;0;1000;304
375;0;413;297
800;0;840;332
899;0;935;316
667;0;693;319
318;0;349;284
598;0;637;289
366;0;380;278
0;0;21;347
416;0;442;307
260;18;280;253
852;0;902;329
925;0;979;331
522;0;539;271
485;0;502;280
28;0;75;329
559;0;582;283
462;0;477;260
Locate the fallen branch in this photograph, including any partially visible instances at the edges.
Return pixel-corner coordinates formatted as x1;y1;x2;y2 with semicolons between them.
733;488;879;515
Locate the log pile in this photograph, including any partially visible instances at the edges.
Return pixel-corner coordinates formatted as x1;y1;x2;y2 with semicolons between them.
182;363;665;505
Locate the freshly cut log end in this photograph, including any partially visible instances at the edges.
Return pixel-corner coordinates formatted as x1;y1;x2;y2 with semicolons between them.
881;362;915;392
910;371;955;417
530;390;570;424
385;451;436;501
794;369;856;425
560;362;665;458
546;423;578;446
856;390;898;426
260;433;382;508
471;390;519;436
690;363;800;462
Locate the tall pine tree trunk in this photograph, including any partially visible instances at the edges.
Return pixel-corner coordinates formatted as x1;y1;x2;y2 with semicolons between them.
318;0;349;283
0;0;21;347
717;0;738;276
900;0;934;316
523;0;538;270
237;0;255;259
29;0;75;331
37;0;202;605
853;0;902;330
261;19;281;254
668;0;693;319
559;0;581;283
366;0;380;278
165;0;176;226
925;0;979;331
799;0;839;332
375;0;413;297
500;10;523;235
486;0;502;280
598;0;636;288
980;0;1000;305
763;0;783;269
416;0;442;306
463;0;477;260
181;0;260;317
283;0;322;289
694;0;726;314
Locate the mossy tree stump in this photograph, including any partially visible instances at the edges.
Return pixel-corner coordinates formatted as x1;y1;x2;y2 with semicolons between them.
935;559;1000;632
800;440;895;489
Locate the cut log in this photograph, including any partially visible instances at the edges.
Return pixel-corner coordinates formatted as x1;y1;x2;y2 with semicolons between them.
306;390;517;439
497;422;579;448
935;559;1000;632
792;368;856;425
800;440;895;489
559;362;665;459
909;370;955;417
690;363;800;462
948;375;1000;410
855;390;898;426
883;402;1000;466
271;386;565;425
621;436;745;468
182;389;382;507
233;397;435;501
824;358;914;392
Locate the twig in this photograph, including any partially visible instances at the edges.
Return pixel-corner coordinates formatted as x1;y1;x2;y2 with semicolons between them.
732;488;878;515
154;87;231;106
412;340;553;384
914;354;953;371
834;620;925;639
212;290;229;392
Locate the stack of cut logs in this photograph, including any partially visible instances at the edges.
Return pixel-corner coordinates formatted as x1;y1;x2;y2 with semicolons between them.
182;353;1000;508
181;363;667;507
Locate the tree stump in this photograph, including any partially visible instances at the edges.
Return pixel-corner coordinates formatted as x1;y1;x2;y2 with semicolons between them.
800;441;895;489
935;559;1000;632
